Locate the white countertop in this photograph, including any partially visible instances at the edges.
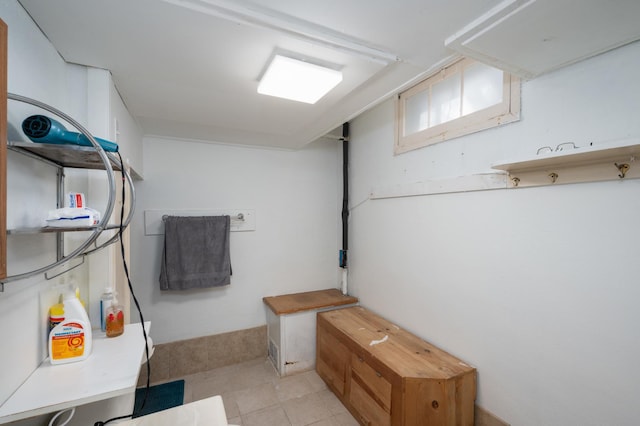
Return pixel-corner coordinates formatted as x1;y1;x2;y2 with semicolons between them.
113;395;229;426
0;322;150;423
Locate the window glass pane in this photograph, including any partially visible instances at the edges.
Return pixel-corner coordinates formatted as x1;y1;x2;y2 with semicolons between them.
462;63;503;115
430;74;461;126
404;90;429;136
395;57;520;154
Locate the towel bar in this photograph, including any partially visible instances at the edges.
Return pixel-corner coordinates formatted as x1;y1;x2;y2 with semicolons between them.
161;213;244;221
146;209;256;235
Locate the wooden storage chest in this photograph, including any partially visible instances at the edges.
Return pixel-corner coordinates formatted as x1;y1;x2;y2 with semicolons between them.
316;307;476;426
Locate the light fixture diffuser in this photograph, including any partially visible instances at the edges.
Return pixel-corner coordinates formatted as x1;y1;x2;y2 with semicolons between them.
258;55;342;104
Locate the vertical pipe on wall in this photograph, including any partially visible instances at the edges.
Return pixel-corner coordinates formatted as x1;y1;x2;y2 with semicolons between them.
340;122;349;294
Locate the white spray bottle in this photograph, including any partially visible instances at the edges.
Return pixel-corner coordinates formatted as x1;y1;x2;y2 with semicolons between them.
49;286;93;364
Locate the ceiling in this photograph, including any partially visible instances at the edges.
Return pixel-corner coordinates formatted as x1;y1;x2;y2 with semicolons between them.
17;0;640;150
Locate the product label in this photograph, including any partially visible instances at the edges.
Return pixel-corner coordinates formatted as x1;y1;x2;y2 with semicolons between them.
48;316;64;333
106;308;124;338
51;322;85;360
67;193;85;208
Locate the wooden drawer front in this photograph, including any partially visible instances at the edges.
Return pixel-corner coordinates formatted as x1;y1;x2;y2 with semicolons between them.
351;353;392;412
350;377;391;426
317;326;350;395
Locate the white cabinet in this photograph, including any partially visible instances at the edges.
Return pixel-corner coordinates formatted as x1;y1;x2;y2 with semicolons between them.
263;289;358;376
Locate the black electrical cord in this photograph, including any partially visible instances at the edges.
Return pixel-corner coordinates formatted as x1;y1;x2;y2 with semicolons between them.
94;153;150;426
340;122;349;268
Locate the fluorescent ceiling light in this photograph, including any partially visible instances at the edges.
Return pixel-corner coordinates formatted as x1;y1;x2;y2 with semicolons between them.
258;55;342;104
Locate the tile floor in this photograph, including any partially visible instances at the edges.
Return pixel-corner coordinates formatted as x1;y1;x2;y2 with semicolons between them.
178;357;360;426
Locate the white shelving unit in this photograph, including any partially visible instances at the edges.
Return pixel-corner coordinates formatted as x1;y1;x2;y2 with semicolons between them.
491;138;640;188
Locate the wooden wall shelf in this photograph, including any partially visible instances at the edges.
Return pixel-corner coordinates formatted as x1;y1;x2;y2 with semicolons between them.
492;138;640;188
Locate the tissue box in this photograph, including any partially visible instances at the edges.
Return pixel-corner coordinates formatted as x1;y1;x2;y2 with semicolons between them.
46;207;101;228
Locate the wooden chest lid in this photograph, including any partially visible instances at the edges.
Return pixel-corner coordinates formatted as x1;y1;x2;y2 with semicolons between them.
318;306;475;380
263;288;358;315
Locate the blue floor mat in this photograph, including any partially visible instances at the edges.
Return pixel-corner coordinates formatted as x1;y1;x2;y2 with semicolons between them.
133;379;185;418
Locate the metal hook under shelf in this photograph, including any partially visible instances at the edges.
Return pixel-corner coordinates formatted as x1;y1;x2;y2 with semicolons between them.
615;163;629;178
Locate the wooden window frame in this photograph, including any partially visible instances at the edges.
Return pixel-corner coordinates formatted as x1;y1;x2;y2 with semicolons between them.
395;57;520;154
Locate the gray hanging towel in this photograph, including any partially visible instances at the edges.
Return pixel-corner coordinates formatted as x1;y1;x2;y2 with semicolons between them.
159;215;231;290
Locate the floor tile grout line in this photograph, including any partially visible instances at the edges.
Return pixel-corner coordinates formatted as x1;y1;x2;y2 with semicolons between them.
173;357;356;425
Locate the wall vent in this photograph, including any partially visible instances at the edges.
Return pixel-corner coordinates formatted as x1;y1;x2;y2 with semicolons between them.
268;338;279;369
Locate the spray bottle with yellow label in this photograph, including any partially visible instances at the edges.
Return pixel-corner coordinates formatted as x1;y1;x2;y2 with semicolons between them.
48;287;93;364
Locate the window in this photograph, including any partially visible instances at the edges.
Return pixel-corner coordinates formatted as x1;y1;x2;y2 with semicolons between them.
395;58;520;154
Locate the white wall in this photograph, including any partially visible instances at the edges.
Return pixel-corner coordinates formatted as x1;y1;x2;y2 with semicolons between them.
131;137;341;344
0;1;142;417
348;42;640;425
0;1;88;408
85;68;143;328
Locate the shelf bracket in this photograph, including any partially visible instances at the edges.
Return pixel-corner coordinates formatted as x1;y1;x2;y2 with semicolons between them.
615;163;629;179
44;256;86;281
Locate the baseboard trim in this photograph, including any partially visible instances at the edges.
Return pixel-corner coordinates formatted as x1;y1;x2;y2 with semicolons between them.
475;404;510;426
137;325;267;386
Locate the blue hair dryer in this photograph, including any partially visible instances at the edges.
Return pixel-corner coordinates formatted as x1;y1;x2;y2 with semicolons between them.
22;115;119;152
